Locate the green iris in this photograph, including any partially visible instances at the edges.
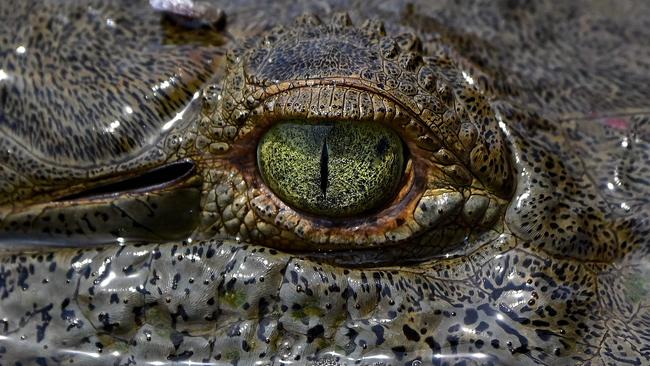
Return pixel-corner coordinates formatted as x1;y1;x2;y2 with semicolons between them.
257;120;405;217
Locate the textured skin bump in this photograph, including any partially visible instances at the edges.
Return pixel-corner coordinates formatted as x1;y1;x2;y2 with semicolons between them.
1;1;650;365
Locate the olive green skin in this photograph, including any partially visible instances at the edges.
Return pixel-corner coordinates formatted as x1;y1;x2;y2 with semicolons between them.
0;1;649;366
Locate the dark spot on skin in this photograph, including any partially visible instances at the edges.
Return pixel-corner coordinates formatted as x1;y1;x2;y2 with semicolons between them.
167;351;194;362
306;324;324;343
242;340;251;352
371;324;385;345
402;324;420;342
464;308;478;324
391;345;407;359
206;247;215;258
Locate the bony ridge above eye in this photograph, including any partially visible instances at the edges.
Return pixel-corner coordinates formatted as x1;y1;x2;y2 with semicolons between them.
257;120;405;217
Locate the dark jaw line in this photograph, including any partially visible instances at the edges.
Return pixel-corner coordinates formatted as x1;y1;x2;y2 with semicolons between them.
291;244;465;267
54;160;197;202
231;230;489;268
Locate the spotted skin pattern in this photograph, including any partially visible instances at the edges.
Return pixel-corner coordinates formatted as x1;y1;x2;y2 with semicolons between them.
1;1;650;365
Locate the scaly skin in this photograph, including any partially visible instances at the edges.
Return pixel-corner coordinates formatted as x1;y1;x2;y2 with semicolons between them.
1;1;649;365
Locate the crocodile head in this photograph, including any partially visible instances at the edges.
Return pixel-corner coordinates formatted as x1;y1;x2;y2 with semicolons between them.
1;9;649;366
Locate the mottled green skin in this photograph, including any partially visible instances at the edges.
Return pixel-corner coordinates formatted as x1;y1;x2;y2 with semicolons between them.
0;1;649;366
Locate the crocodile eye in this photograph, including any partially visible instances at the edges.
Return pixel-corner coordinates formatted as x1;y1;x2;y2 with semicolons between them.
193;14;516;257
257;120;405;217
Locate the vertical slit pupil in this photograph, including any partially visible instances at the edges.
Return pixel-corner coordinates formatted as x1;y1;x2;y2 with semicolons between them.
320;138;329;196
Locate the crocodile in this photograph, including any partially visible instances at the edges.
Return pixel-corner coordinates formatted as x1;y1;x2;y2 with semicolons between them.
0;1;649;365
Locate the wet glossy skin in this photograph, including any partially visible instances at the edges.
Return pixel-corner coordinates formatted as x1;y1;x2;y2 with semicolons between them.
1;1;649;365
